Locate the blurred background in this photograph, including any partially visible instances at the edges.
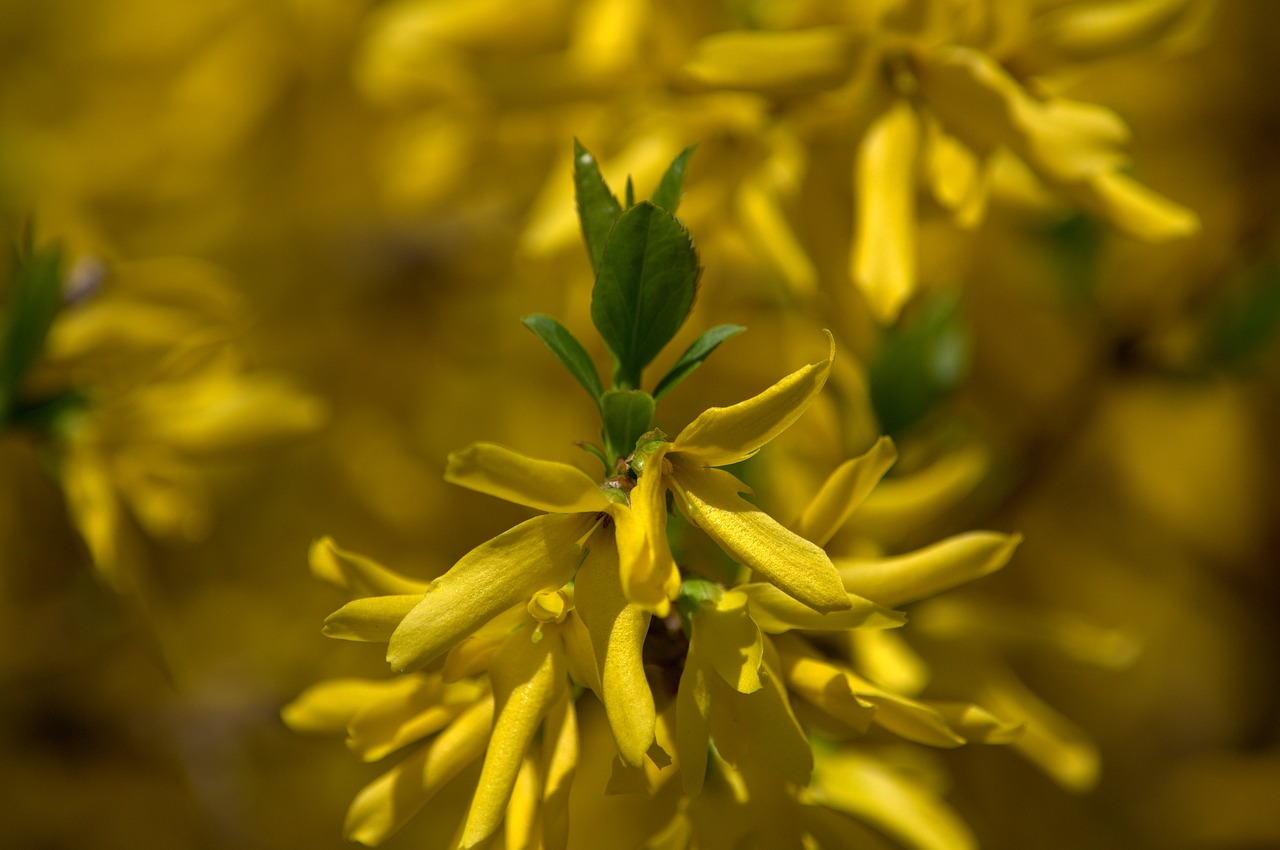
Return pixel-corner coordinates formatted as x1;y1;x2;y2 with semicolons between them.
1;1;1277;848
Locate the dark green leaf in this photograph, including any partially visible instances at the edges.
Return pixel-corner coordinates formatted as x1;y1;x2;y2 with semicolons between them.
652;323;745;400
573;139;622;276
600;388;655;464
625;176;635;209
520;314;604;405
651;144;697;214
591;202;700;389
868;294;969;437
1;240;64;423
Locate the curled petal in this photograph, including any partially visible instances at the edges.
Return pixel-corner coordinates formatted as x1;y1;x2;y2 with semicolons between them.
810;749;977;850
736;583;905;634
282;676;418;736
672;464;850;614
344;697;494;846
696;592;764;694
672;332;834;468
461;627;566;849
324;595;423;642
309;536;429;597
794;436;897;546
388;513;591;672
853;99;920;323
349;677;488;763
445;442;609;514
838;532;1021;607
574;540;657;767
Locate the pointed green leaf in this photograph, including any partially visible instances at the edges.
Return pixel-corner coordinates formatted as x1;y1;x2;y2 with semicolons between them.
591;202;701;389
1;240;65;423
868;293;969;437
651;145;697;213
520;314;604;405
601;389;656;464
573;139;622;276
652;324;745;400
625;176;635;209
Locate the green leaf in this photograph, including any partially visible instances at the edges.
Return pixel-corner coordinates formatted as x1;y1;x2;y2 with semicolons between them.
625;176;635;209
1;239;64;423
1203;262;1280;370
600;388;655;465
591;202;700;389
868;294;969;437
651;145;697;213
520;314;604;405
573;139;622;276
652;324;746;400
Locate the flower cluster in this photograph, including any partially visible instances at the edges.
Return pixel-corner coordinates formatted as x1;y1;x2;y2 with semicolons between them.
286;148;1023;848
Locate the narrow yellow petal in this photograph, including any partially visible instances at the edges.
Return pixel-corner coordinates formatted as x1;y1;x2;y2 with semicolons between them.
706;638;813;787
1074;169;1199;241
672;464;850;614
309;536;430;596
837;532;1021;607
775;637;876;734
926;701;1024;745
612;482;678;616
737;177;818;296
675;650;712;797
794;436;897;546
461;629;565;849
672;332;834;468
446;442;610;514
388;513;591;672
695;592;764;694
682;27;860;95
540;692;578;850
811;749;977;850
349;677;488;763
281;676;418;736
323;595;424;642
976;669;1099;791
853;100;920;323
736;582;905;634
851;629;930;696
504;755;541;850
1033;0;1206;62
573;540;657;767
344;697;494;846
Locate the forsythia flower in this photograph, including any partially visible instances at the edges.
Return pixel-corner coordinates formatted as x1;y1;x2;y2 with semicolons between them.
288;336;1025;848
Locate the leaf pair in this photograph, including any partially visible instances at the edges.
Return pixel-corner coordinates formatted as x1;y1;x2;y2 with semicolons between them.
522;141;745;465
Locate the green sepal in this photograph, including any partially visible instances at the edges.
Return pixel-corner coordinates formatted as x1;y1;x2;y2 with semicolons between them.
520;313;604;406
573;139;622;276
591;202;701;389
625;176;635;209
1;237;65;424
600;388;655;465
650;144;697;214
676;577;723;623
652;323;745;400
868;293;969;437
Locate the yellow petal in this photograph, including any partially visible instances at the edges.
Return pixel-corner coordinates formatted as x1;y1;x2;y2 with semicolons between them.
672;332;834;468
695;592;764;694
1032;0;1206;62
810;749;976;850
612;461;679;615
540;691;578;850
850;629;930;696
682;27;860;95
388;513;591;672
281;676;418;736
560;611;602;692
323;595;424;642
853;100;920;323
349;677;488;763
737;176;818;296
926;701;1023;745
776;638;876;734
461;628;565;849
1073;169;1199;241
573;539;657;768
837;532;1021;607
344;696;494;846
794;436;897;546
736;582;905;634
672;464;850;614
309;536;430;596
675;648;712;797
505;755;541;850
706;638;813;787
445;442;610;514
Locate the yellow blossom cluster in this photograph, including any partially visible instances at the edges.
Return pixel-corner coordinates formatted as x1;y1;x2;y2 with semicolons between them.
1;1;1279;850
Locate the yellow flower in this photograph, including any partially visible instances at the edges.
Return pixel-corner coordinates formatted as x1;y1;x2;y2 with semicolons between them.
631;332;853;614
